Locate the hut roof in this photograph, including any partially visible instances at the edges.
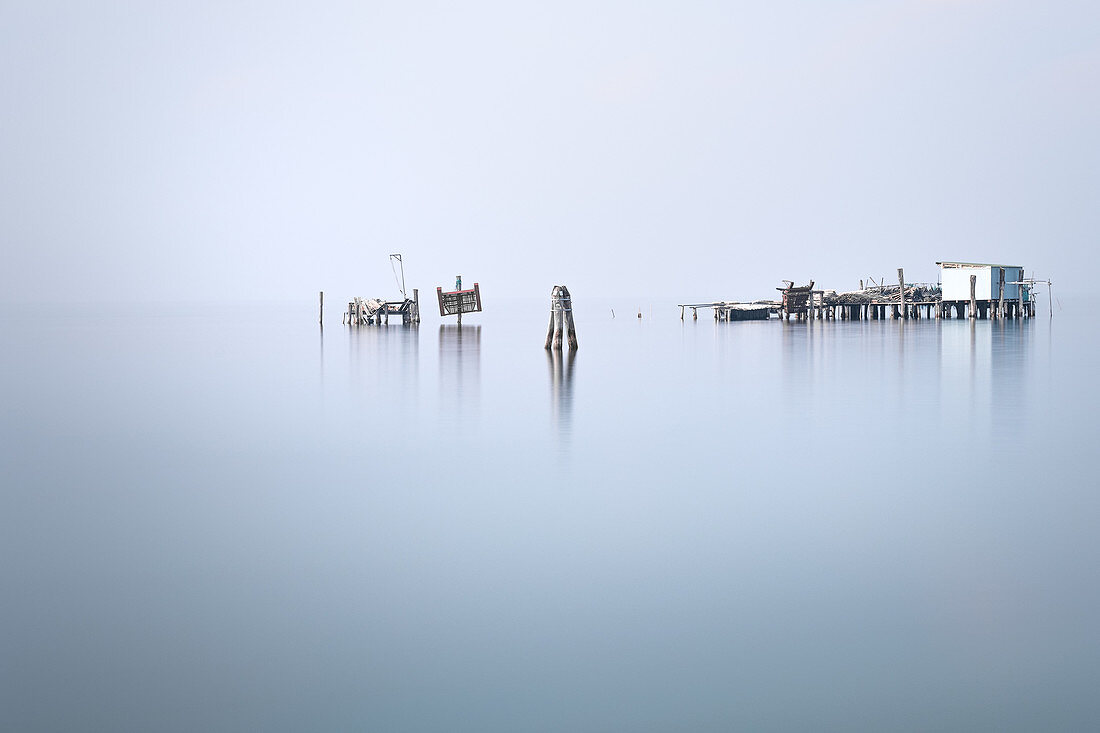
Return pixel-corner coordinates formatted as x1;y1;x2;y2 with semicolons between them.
936;261;1022;269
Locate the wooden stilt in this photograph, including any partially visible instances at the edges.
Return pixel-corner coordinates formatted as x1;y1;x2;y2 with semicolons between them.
898;268;907;320
1018;268;1025;318
562;286;578;350
545;293;556;349
552;299;563;350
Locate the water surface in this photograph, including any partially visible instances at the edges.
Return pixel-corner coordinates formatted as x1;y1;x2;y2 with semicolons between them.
1;298;1096;731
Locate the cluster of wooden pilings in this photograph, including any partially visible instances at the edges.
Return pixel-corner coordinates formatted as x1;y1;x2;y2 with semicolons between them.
545;285;578;350
941;300;1035;318
800;301;943;321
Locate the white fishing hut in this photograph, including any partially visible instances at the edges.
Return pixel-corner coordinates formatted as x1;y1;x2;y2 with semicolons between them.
936;261;1031;318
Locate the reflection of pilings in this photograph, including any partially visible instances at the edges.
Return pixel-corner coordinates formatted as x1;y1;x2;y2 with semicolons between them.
547;347;576;436
349;320;420;364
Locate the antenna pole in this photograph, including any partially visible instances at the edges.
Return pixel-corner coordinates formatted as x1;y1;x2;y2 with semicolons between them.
389;253;407;300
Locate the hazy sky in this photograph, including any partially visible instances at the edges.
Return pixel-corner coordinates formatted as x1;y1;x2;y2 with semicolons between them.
2;0;1096;303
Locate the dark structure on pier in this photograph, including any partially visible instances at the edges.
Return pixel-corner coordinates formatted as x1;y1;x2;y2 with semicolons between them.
778;281;815;320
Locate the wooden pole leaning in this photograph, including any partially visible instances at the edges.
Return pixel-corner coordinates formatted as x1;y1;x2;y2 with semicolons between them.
898;268;907;319
562;286;579;350
1018;268;1025;318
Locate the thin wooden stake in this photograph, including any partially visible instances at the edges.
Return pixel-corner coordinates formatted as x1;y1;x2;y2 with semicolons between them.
969;274;977;319
1018;268;1025;318
898;268;907;319
997;268;1004;320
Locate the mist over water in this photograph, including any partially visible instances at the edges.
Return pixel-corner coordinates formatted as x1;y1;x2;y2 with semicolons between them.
1;298;1096;731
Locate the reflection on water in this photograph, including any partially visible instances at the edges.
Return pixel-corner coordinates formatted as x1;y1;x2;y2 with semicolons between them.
346;323;420;401
547;348;576;441
3;301;1095;733
940;318;1035;433
438;325;480;416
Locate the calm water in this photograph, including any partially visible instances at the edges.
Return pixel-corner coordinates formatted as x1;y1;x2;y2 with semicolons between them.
2;297;1097;731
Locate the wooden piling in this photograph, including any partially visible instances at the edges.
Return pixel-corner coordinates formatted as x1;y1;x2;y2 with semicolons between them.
546;285;578;350
544;307;555;349
898;268;907;319
1018;268;1025;318
562;286;578;350
969;274;977;319
319;290;323;327
996;268;1004;319
552;300;563;350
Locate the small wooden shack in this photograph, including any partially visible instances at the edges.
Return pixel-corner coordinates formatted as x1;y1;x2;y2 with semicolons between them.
936;261;1031;318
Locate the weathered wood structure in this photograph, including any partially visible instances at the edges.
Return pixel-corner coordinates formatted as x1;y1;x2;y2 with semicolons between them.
679;260;1047;324
343;293;421;325
545;285;578;350
778;281;816;320
342;253;422;326
437;276;482;325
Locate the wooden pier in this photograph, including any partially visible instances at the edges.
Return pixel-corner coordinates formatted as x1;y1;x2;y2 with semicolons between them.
683;264;1043;325
678;302;775;321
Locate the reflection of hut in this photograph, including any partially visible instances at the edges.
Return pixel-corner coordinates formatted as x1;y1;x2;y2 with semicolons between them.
777;280;815;320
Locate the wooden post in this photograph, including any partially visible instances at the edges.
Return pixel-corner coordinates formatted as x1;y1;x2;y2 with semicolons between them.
969;274;977;319
455;276;462;326
562;285;578;350
1018;268;1025;318
996;269;1004;319
552;295;563;349
898;268;907;319
544;287;556;349
319;290;323;327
